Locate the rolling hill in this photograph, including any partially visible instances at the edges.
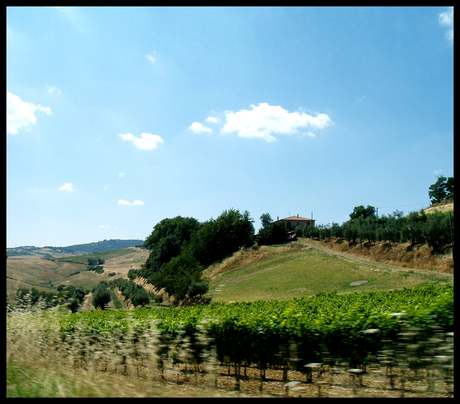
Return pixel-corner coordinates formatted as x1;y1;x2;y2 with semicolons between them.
6;239;145;258
6;247;149;301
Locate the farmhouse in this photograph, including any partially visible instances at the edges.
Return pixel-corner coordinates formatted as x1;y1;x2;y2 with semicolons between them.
277;214;316;230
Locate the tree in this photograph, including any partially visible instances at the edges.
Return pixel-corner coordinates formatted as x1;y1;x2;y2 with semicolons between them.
260;213;273;229
342;220;359;243
153;253;204;300
190;209;255;267
428;176;454;204
91;283;111;310
256;220;289;245
143;216;201;250
423;213;452;253
349;205;376;221
401;211;427;245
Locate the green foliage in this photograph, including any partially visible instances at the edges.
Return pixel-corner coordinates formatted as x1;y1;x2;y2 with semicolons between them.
153;253;204;300
187;281;209;298
60;284;453;370
260;212;273;228
428;176;454;204
349;205;376;221
342;220;359;243
190;209;255;267
400;211;427;245
107;278;150;307
423;212;453;253
87;258;105;265
143;216;201;251
127;269;135;280
91;283;111;310
87;265;104;274
256;220;289;245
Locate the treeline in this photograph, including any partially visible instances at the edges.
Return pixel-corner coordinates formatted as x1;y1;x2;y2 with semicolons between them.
90;278;160;310
11;285;88;313
137;209;256;301
300;209;454;253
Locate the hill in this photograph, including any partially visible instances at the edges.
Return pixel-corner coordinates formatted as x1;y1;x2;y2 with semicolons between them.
6;247;149;301
423;200;454;215
203;238;453;303
6;239;145;258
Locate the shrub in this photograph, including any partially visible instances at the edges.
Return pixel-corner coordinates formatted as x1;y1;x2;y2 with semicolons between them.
187;281;209;298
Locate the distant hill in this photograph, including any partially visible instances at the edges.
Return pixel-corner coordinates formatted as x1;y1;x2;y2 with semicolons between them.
7;239;145;258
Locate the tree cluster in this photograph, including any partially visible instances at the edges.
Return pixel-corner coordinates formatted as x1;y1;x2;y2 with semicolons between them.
138;209;255;301
12;285;87;312
300;207;453;254
108;278;150;307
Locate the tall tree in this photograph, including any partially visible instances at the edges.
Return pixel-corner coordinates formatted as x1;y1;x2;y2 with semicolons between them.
428;176;454;204
349;205;376;221
260;213;273;228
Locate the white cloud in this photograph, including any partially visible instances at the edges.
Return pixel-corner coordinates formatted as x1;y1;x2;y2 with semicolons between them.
205;116;220;124
103;184;109;191
59;183;74;192
188;122;212;134
119;132;164;150
7;92;52;135
439;7;453;44
98;225;110;229
118;172;126;179
146;51;159;65
305;131;317;138
118;199;144;206
221;103;332;142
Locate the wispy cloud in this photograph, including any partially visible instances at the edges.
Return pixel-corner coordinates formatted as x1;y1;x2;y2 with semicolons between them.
59;182;74;192
146;51;159;65
118;172;126;179
44;83;61;94
220;103;332;142
188;122;212;134
439;7;453;44
146;54;156;64
7;92;52;135
119;132;164;150
118;199;144;206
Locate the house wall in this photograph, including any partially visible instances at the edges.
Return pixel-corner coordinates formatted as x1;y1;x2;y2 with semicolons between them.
282;220;314;230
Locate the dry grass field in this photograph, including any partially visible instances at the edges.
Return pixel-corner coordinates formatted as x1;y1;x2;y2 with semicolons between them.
6;248;149;301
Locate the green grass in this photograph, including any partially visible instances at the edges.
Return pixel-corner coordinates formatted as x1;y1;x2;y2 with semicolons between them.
207;243;450;302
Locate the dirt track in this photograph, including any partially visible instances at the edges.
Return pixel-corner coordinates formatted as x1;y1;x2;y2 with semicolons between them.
302;239;453;282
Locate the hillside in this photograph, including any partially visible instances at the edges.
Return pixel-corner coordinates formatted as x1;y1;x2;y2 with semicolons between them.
6;239;144;258
423;200;454;215
203;238;453;303
6;247;149;301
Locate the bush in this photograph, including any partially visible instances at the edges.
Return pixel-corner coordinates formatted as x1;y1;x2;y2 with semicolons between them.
187;281;209;298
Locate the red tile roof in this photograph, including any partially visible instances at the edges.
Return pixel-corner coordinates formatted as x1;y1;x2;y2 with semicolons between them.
279;216;315;221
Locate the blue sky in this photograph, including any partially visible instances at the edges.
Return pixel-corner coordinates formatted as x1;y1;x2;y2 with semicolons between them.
7;6;453;248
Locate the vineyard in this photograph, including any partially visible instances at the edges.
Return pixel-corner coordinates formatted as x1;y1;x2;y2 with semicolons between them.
16;283;446;397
